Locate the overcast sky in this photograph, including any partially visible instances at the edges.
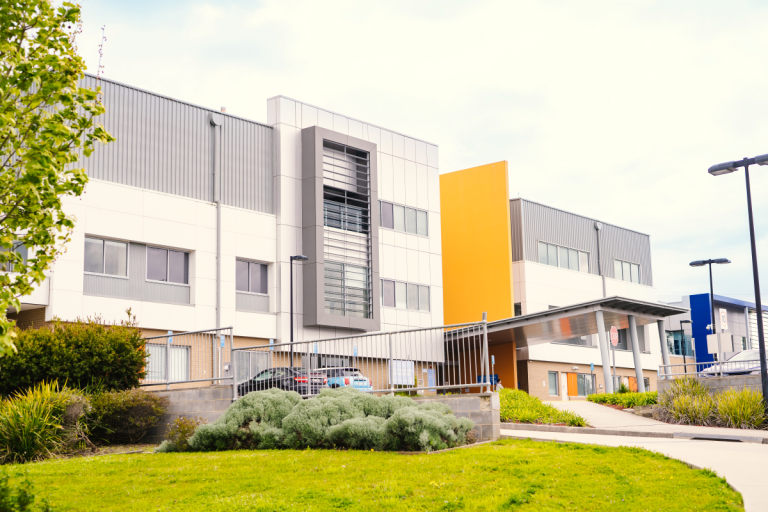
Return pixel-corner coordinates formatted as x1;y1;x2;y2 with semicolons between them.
76;0;768;305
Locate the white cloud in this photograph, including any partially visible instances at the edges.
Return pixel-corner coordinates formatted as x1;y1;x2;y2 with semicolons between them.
77;0;768;305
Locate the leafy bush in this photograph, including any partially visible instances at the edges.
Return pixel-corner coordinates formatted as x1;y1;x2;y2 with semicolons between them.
669;393;716;425
87;388;168;444
616;383;630;394
0;470;52;512
587;391;658;408
715;388;764;430
182;387;474;453
0;382;90;464
499;389;588;427
657;378;711;425
156;416;207;453
0;316;146;397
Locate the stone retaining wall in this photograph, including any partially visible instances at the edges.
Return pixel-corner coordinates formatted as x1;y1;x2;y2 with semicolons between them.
412;393;500;441
657;375;761;394
144;386;233;443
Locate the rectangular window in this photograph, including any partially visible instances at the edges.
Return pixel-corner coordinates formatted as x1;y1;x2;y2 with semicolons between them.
416;210;428;237
382;279;395;307
395;281;407;309
538;242;548;265
84;237;128;277
568;249;578;271
1;242;28;272
630;263;640;284
548;371;559;396
576;374;595;396
393;204;405;232
622;261;631;282
514;303;522;316
614;259;623;280
579;252;589;273
237;260;267;294
419;285;430;312
147;246;188;284
379;201;428;236
381;202;394;229
547;244;558;267
405;208;417;234
324;262;370;318
643;377;650;391
407;283;419;310
558;246;569;269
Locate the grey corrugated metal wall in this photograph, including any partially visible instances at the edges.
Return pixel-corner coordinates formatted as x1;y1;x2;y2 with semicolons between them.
77;75;273;214
83;243;190;304
510;198;653;286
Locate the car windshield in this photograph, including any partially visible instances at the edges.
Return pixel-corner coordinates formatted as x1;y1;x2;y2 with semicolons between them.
342;369;361;376
727;350;760;362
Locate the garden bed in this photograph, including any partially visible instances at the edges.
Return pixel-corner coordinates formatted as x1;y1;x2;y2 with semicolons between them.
11;439;742;510
500;389;589;426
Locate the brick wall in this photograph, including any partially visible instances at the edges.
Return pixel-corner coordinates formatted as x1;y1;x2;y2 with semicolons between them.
658;375;761;395
413;393;500;441
8;308;48;330
144;385;233;443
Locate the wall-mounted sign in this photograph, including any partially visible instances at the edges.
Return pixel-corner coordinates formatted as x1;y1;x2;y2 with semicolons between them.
720;308;728;331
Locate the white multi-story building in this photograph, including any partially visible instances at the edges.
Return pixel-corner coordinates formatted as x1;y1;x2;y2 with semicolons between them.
11;76;444;349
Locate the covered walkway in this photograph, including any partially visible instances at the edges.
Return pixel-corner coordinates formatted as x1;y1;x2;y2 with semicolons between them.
485;297;687;393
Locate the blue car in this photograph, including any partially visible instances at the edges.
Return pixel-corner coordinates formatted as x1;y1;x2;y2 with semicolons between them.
322;367;373;392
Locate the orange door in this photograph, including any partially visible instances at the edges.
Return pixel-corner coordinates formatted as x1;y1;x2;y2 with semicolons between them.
628;377;638;392
567;373;578;397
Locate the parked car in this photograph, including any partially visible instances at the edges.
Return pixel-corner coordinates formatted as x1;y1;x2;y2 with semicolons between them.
237;367;327;396
321;367;373;392
698;349;763;377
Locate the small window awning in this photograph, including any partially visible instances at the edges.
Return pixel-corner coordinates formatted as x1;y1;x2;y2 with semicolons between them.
485;296;688;348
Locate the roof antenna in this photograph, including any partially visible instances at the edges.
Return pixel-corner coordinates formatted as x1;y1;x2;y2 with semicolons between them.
96;26;107;80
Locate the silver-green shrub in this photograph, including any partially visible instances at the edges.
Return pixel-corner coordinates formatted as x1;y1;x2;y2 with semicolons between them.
384;404;474;452
186;388;301;451
175;387;475;453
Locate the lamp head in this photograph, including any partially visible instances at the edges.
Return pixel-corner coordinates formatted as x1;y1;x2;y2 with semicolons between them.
708;161;737;176
689;260;707;267
712;258;731;265
755;153;768;166
680;319;692;325
290;255;309;262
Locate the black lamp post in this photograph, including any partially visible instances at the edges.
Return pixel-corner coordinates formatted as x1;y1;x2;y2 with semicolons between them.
708;153;768;413
289;255;309;367
689;258;731;338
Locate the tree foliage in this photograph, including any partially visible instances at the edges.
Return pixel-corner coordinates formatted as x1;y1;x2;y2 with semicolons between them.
0;0;114;354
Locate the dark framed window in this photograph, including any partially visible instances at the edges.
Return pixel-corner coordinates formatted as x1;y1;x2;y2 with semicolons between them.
147;246;188;284
84;237;128;277
1;241;28;272
381;279;430;312
379;201;428;236
236;260;268;294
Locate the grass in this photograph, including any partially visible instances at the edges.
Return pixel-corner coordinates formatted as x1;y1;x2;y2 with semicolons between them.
8;439;742;511
500;389;588;427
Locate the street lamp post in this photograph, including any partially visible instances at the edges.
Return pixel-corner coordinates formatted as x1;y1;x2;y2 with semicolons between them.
708;153;768;413
289;255;309;367
689;258;731;338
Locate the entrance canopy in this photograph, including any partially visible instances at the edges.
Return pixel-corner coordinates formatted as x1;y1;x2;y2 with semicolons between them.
485;296;688;348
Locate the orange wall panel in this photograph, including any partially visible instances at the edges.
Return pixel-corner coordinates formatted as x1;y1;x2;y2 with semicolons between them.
440;161;514;324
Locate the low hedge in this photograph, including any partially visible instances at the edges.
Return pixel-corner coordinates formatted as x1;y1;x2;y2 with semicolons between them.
587;391;658;408
87;388;169;444
499;389;588;427
0;316;147;396
158;387;475;453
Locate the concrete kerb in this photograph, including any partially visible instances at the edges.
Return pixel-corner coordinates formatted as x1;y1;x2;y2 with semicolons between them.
501;422;768;444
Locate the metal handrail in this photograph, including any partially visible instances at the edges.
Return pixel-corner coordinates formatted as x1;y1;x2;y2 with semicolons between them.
659;359;762;378
143;326;234;340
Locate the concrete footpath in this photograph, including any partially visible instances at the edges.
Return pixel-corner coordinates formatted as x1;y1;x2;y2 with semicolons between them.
499;400;767;510
500;429;765;511
548;400;768;440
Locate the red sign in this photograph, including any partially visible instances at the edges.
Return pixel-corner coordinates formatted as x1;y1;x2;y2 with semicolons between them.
610;326;619;347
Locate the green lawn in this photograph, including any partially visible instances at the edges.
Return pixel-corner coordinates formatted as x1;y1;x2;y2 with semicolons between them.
11;440;741;511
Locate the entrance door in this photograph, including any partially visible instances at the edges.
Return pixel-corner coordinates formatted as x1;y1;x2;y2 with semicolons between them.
566;373;578;397
628;376;638;392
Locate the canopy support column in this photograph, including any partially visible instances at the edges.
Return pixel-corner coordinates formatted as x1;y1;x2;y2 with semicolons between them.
596;310;614;394
657;319;670;378
629;315;646;392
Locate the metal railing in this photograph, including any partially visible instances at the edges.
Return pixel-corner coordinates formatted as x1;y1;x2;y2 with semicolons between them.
232;317;491;400
141;327;234;389
659;359;762;379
